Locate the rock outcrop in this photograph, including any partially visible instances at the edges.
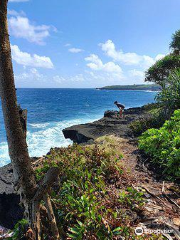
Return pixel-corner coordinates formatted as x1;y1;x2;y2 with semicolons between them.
0;164;23;229
63;107;146;144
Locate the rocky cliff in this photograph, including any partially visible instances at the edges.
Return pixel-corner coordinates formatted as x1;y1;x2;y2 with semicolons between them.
63;107;146;143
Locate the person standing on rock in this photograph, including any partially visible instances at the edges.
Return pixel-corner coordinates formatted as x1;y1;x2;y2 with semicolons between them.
114;101;125;118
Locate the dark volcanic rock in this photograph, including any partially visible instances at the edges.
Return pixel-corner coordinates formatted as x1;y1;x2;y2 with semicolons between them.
63;107;146;144
104;110;119;118
62;129;93;144
0;164;23;229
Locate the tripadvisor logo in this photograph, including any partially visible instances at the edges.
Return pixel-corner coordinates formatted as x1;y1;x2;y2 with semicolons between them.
135;226;173;236
135;227;144;235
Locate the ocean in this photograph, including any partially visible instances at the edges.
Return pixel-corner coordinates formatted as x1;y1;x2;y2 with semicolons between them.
0;88;157;166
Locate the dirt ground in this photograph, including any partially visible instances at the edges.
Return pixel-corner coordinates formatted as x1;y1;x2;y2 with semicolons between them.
115;137;180;239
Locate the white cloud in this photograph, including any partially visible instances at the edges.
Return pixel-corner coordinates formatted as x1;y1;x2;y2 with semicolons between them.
53;74;85;85
54;74;85;83
85;54;124;86
8;9;26;16
83;41;165;86
15;70;86;87
11;45;54;68
9;15;55;44
100;40;164;68
65;43;71;47
70;74;85;82
129;69;144;78
9;0;29;2
15;68;44;83
68;48;84;53
155;54;165;61
53;75;65;83
100;40;141;65
85;54;122;73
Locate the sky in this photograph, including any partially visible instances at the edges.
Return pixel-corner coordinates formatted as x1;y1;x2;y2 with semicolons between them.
7;0;180;88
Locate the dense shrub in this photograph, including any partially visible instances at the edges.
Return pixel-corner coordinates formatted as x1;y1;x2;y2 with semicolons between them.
139;110;180;180
155;70;180;116
35;137;142;239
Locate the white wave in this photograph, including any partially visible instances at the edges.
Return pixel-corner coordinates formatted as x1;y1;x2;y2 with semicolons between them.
145;90;160;93
0;117;99;167
29;123;50;128
0;143;9;167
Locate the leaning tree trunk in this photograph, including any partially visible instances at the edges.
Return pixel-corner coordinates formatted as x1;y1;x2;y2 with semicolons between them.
0;0;37;212
0;1;60;239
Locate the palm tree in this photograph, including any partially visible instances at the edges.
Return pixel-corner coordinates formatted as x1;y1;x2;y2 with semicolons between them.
0;1;60;239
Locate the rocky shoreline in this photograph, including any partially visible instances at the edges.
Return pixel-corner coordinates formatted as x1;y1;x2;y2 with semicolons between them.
0;106;149;229
63;107;149;143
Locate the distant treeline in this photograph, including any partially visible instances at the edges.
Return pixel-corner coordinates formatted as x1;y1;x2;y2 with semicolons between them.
97;84;161;91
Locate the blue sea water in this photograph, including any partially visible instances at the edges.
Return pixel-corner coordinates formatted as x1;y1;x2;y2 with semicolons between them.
0;88;157;166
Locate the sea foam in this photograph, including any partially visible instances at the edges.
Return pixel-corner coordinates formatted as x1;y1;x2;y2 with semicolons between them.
0;117;98;167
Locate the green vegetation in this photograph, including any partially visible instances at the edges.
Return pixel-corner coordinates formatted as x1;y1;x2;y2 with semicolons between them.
170;29;180;52
155;69;180;116
119;187;144;210
130;112;163;136
98;84;161;91
9;219;28;240
35;138;135;239
12;136;159;240
145;30;180;86
137;30;180;182
130;103;165;136
145;54;180;86
139;110;180;180
10;137;166;239
131;69;180;136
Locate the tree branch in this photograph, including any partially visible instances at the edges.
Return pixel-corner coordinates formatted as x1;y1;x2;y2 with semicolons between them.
33;167;60;202
44;194;60;240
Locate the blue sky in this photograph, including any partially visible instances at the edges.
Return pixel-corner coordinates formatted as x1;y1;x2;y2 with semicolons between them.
8;0;180;88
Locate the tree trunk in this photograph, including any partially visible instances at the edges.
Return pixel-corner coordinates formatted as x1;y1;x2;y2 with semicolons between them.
44;194;60;240
0;0;37;199
0;1;60;239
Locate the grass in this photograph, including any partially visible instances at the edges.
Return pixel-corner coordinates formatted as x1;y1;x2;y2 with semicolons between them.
11;136;164;239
